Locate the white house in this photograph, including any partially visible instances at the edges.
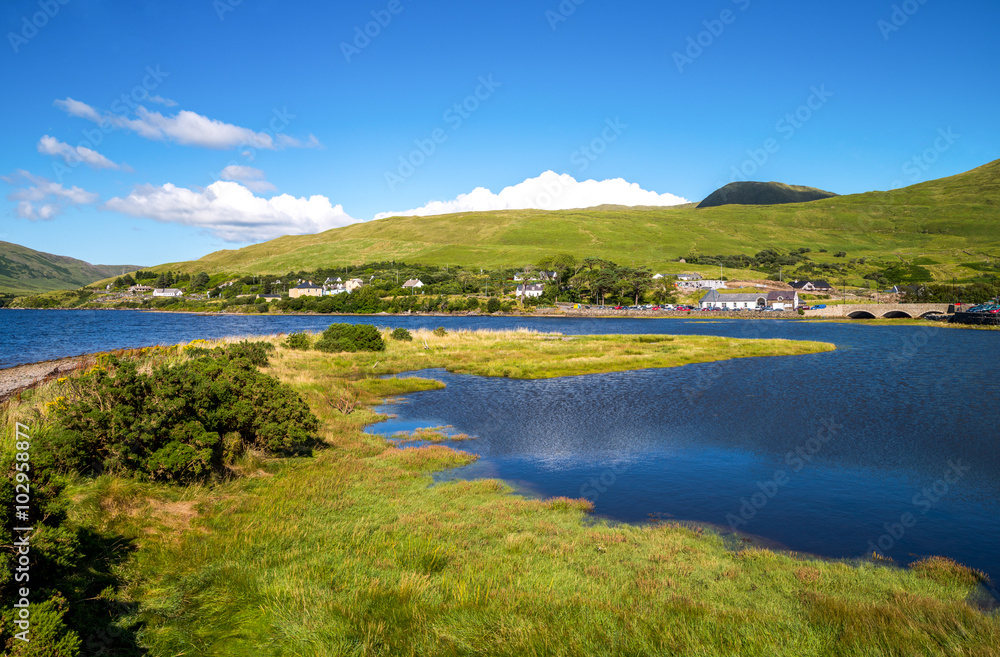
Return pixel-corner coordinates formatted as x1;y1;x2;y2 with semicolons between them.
345;278;365;292
152;288;183;298
323;284;347;296
699;289;766;310
677;273;702;281
652;273;664;280
516;283;545;298
766;290;799;310
677;279;726;291
402;279;424;289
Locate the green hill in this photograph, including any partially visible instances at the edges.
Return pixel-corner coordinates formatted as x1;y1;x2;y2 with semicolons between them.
697;181;838;208
0;241;144;295
150;159;999;280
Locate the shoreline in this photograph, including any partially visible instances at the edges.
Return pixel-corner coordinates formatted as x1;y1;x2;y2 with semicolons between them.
0;353;95;403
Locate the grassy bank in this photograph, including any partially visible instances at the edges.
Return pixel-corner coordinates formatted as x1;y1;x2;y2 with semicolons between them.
4;330;997;655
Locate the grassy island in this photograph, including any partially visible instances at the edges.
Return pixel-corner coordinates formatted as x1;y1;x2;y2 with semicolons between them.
3;329;997;656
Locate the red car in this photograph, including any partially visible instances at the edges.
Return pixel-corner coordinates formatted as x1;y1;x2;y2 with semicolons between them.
613;305;624;310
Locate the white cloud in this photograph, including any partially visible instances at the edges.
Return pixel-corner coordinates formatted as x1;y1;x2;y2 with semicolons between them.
53;97;320;151
105;180;358;242
53;97;101;122
374;171;689;219
219;165;277;193
37;135;129;170
146;94;177;107
2;170;99;221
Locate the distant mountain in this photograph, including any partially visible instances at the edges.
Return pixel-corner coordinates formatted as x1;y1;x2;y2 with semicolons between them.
697;181;839;208
0;241;144;295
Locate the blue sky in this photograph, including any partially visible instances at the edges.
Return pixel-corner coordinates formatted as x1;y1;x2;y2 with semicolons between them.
1;0;997;266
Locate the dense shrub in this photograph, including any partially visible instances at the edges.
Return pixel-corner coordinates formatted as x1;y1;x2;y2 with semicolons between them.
433;327;447;337
315;324;386;353
285;332;312;350
391;327;413;341
43;347;318;482
486;298;501;313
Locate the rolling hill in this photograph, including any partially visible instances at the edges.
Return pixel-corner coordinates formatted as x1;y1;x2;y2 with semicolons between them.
697;181;838;208
144;159;999;279
0;242;144;295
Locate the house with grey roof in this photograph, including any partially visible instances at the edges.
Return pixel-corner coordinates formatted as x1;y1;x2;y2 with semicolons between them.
699;289;767;310
766;290;799;310
516;283;545;298
790;280;833;292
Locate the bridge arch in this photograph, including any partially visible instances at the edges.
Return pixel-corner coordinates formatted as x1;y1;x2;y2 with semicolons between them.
848;310;877;319
882;310;913;319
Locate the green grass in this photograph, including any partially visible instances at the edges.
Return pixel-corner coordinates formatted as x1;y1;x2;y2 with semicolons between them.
0;240;143;295
6;331;996;655
139;159;1000;282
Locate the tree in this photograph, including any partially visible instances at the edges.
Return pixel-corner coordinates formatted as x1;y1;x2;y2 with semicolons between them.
191;272;211;291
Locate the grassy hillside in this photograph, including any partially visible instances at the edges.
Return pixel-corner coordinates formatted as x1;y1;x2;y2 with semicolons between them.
0;241;143;295
150;159;999;279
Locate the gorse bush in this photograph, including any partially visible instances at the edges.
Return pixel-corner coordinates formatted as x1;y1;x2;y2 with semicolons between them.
44;345;318;483
486;298;501;313
315;324;386;353
433;327;447;337
391;327;413;341
285;332;312;350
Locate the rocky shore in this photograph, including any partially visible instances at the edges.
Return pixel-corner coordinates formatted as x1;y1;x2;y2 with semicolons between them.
0;355;93;403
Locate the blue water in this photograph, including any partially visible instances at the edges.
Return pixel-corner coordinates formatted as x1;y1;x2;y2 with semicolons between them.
3;309;999;587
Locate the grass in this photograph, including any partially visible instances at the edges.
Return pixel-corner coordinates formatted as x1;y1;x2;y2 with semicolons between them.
137;159;1000;283
6;330;997;655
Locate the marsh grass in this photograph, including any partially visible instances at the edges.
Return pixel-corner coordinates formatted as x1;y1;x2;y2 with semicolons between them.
9;329;997;656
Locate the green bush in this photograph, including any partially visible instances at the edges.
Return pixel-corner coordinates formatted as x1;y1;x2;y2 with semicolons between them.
315;324;386;353
391;327;413;341
486;298;501;313
285;332;312;350
43;346;318;483
433;326;447;337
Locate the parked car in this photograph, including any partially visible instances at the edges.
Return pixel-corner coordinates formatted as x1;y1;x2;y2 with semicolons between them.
613;305;624;310
812;304;827;309
799;305;811;311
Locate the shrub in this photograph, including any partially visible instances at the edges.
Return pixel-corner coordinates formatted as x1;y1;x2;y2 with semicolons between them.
223;340;274;366
43;347;318;483
285;332;312;350
465;296;480;310
315;323;386;353
391;327;413;341
256;303;269;313
486;298;501;313
433;326;447;337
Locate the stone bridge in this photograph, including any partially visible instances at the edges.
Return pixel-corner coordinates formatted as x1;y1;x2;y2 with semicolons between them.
803;303;953;319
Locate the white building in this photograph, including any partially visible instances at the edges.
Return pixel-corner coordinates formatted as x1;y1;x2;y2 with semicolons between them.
699;289;766;310
516;283;545;298
677;279;727;290
152;288;183;298
402;279;424;289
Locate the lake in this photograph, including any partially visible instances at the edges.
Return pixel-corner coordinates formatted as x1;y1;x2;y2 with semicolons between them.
3;309;999;590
